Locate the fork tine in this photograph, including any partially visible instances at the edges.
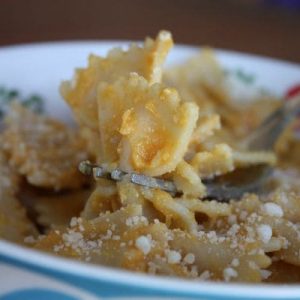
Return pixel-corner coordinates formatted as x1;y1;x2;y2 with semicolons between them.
78;161;177;194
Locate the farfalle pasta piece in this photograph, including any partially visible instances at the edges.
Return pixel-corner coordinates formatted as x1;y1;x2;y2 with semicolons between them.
2;104;88;190
191;144;234;178
35;213;182;276
164;49;240;127
0;148;37;242
79;127;102;161
35;203;270;282
81;179;119;220
190;114;221;145
241;210;300;267
117;181;166;222
177;199;232;220
190;142;275;181
117;181;145;206
233;151;276;168
230;194;300;266
26;188;91;229
35;204;144;260
170;230;271;282
164;49;227;105
164;49;278;137
269;188;300;223
185;113;221;160
266;217;300;266
97;73;199;175
173;160;206;198
141;188;198;233
61;31;173;130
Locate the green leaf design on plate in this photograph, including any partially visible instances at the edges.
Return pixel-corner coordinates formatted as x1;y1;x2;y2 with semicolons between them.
22;95;44;113
224;68;256;85
0;86;45;119
235;68;255;84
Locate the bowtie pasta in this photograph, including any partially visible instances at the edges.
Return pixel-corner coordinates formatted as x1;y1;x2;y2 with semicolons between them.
1;31;300;284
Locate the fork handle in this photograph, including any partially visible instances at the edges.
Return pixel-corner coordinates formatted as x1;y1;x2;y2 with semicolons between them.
285;94;300;115
245;94;300;151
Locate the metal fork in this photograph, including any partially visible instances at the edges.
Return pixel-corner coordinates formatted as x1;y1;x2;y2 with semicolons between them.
79;94;300;202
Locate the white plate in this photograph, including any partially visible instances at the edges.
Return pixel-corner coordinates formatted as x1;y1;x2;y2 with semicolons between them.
0;41;300;300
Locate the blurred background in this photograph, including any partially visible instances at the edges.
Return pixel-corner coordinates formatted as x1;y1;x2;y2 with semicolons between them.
0;0;300;62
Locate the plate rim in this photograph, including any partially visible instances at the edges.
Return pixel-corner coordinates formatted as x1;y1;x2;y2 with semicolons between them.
0;39;299;69
1;239;300;299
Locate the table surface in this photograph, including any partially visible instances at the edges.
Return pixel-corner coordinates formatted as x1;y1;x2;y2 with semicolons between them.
0;0;300;63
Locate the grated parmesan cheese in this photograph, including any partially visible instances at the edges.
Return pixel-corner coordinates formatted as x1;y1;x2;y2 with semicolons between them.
260;269;272;280
257;224;272;244
135;235;152;255
126;216;149;227
24;236;36;244
223;267;238;282
198;270;211;281
183;253;195;265
70;217;78;227
231;258;240;267
263;202;283;218
166;250;182;264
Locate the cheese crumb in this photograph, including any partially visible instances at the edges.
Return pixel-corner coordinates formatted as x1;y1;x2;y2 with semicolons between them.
24;236;36;244
257;224;272;244
227;224;240;237
263;203;283;218
260;269;272;280
70;217;78;227
166;250;182;264
53;244;64;252
190;265;198;278
135;235;152;255
231;258;240;267
102;229;112;240
228;215;237;225
62;231;83;245
223;267;238;282
248;261;258;269
183;253;195;265
199;270;211;280
126;216;149;227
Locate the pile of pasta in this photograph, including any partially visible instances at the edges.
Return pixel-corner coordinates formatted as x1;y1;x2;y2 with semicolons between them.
1;31;300;283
